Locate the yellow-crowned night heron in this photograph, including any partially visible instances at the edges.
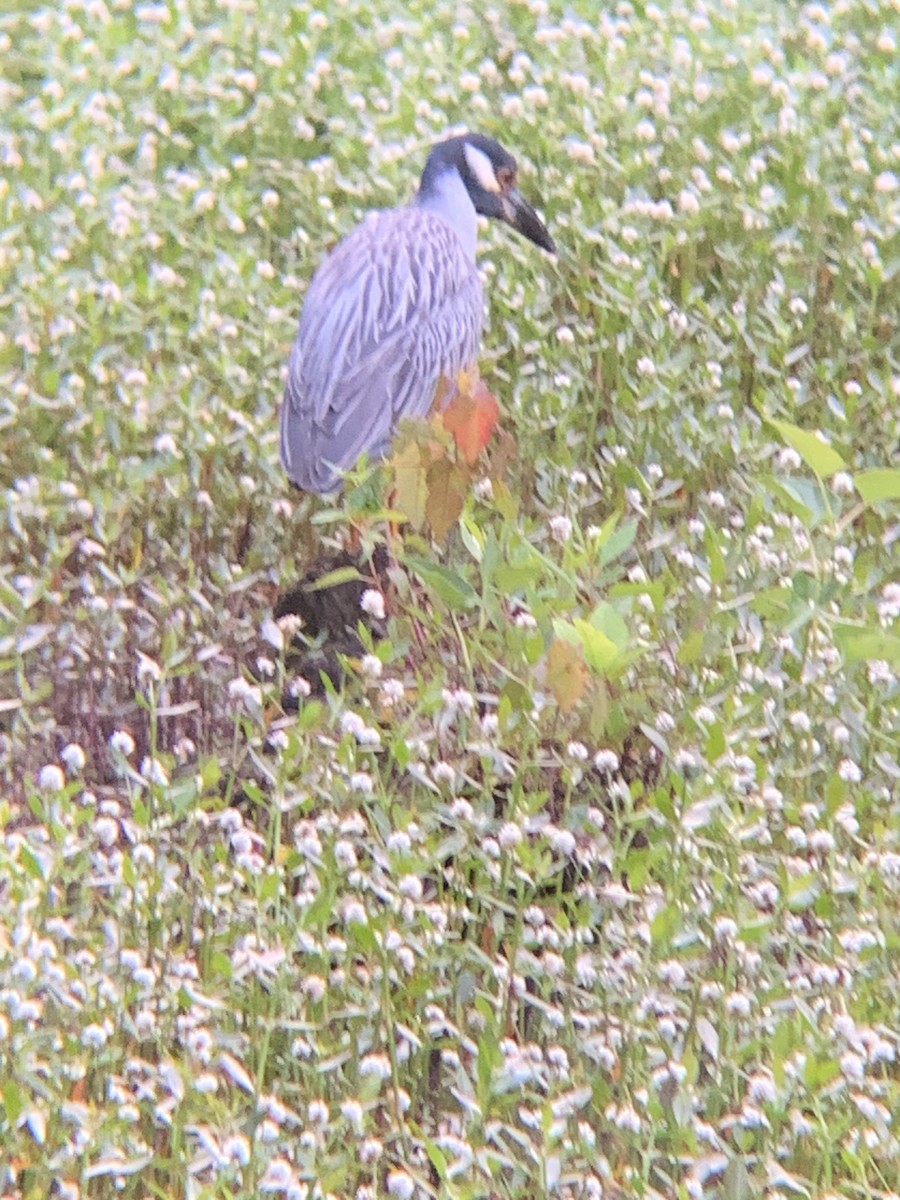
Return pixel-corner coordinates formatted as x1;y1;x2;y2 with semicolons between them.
280;132;555;494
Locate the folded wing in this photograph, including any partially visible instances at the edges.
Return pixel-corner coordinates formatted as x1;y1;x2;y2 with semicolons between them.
281;208;484;494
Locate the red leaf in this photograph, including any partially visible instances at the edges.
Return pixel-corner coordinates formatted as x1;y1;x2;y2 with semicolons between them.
441;380;501;465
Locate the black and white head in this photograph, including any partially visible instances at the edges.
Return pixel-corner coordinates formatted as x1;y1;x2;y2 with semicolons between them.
418;132;556;254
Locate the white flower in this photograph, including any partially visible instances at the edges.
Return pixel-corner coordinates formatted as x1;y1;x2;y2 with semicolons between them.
38;764;65;792
548;515;572;544
360;589;385;620
227;677;263;710
594;749;620;774
260;1157;296;1192
109;729;135;757
875;172;897;194
60;743;86;773
432;761;455;786
387;1170;415;1199
360;654;382;680
380;678;405;705
551;828;576;856
831;471;854;495
340;711;381;747
566;138;596;164
141;757;169;787
498;822;523;850
340;1099;365;1132
838;758;862;784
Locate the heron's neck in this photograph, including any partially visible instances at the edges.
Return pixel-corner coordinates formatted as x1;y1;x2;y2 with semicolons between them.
415;167;477;260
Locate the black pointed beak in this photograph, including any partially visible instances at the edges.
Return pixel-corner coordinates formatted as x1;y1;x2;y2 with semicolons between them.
501;188;556;254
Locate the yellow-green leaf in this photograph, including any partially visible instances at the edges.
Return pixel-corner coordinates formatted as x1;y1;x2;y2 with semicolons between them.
769;418;845;477
573;619;620;672
426;457;469;542
392;441;429;531
856;468;900;504
546;639;587;714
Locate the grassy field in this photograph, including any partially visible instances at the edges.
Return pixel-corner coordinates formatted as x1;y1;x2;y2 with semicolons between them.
2;0;900;1196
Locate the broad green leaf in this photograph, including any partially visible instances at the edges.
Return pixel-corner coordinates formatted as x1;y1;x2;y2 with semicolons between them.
588;601;630;647
495;557;543;591
552;619;581;648
856;468;900;504
769;417;845;477
768;476;829;528
405;555;477;610
599;518;638;567
832;625;900;666
573;618;620;672
392;441;429;531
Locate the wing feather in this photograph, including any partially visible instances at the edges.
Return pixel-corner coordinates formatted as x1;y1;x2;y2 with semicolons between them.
281;208;483;493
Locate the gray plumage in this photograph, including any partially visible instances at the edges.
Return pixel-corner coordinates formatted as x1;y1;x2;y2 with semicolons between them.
281;133;555;495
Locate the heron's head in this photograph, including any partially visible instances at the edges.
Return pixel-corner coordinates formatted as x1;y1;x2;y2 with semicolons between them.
419;132;556;255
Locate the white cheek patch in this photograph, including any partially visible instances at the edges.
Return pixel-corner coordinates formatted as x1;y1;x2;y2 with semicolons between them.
464;142;500;193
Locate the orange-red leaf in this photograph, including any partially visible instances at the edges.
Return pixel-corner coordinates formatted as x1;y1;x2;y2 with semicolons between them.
442;380;501;465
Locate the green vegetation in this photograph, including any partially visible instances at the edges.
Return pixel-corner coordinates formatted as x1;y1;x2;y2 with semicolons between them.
1;1;899;1197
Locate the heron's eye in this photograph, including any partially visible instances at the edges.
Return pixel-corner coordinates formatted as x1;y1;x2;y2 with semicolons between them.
497;167;516;191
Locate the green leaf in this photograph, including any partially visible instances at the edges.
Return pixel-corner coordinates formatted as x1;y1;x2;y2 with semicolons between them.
458;512;484;562
589;510;621;551
303;566;366;593
678;629;705;665
832;625;900;666
391;441;430;531
588;602;630;647
599;518;638;567
494;560;543;591
405;556;477;610
768;418;845;477
723;1157;753;1200
856;468;900;504
3;1080;23;1125
768;476;829;528
573;619;620;672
